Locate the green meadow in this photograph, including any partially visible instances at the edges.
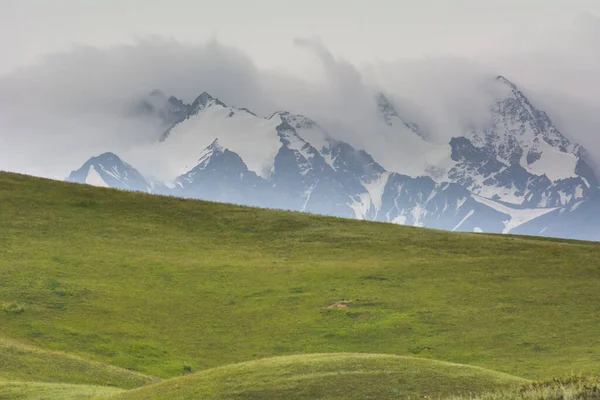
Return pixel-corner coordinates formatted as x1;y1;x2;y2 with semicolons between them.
1;171;599;399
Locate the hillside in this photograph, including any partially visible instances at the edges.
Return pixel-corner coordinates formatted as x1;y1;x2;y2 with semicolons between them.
0;338;157;388
1;171;600;398
113;354;525;400
0;381;123;400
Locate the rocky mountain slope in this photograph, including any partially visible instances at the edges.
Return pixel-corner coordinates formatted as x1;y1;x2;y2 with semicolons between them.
68;77;600;240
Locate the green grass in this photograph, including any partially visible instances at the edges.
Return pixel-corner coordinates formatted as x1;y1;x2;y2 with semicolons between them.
1;171;600;398
0;380;123;400
0;338;157;388
110;353;525;400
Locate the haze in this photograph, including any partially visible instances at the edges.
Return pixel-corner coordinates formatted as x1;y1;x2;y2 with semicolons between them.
1;0;600;179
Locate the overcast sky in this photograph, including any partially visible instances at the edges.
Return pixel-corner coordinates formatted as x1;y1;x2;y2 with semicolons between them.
4;0;600;73
2;0;600;178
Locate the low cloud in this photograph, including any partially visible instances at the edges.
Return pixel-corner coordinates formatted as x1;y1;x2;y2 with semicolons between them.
1;14;600;179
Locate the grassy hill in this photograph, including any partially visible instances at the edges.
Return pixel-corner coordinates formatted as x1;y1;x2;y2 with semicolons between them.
112;353;525;400
0;338;157;388
0;381;123;400
1;171;600;398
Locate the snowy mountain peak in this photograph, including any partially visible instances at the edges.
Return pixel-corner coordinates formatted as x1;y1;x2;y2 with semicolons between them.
207;138;224;153
447;75;599;207
491;76;574;153
193;91;215;102
189;91;227;115
158;91;229;141
278;112;320;130
268;111;291;121
92;152;122;164
67;152;150;191
66;85;600;241
196;138;225;169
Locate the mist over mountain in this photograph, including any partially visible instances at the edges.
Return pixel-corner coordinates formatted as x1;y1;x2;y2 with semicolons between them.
2;12;600;179
2;9;600;240
64;74;600;241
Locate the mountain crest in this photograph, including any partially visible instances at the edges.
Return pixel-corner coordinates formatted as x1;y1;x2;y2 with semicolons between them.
66;84;600;241
67;152;149;192
93;152;121;162
376;93;428;141
448;75;596;208
206;138;224;153
190;91;227;114
492;75;573;152
278;112;320;130
194;139;225;171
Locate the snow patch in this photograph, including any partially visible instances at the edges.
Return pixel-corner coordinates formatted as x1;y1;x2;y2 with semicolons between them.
524;140;577;181
474;182;524;206
361;172;390;214
348;193;372;220
472;194;557;233
85;165;109;188
99;165;121;180
411;204;426;227
452;210;475;231
163;181;177;189
301;182;318;212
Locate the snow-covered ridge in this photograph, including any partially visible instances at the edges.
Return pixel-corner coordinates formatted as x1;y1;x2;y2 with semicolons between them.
68;152;150;192
68;78;600;241
153;96;283;179
447;76;598;208
194;139;225;171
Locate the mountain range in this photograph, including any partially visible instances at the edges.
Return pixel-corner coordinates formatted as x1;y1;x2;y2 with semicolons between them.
67;76;600;241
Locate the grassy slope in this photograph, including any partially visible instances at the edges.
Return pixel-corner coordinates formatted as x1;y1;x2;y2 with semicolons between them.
0;338;157;388
111;353;525;400
1;171;600;382
0;381;123;400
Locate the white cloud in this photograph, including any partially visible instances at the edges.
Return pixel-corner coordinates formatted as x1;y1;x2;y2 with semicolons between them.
1;12;600;179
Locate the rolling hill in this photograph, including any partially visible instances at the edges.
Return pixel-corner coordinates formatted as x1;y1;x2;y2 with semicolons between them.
1;171;600;398
0;381;123;400
0;338;157;387
113;354;526;400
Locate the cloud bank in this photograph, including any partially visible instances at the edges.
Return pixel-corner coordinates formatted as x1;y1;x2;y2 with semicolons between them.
1;13;600;179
